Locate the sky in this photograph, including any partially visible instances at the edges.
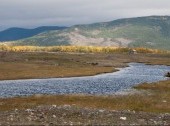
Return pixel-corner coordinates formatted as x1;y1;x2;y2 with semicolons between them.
0;0;170;31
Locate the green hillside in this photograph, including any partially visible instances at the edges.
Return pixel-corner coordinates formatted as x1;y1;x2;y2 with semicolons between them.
9;16;170;50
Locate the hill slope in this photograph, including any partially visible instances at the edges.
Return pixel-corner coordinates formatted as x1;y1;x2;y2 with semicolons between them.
8;16;170;50
0;26;67;41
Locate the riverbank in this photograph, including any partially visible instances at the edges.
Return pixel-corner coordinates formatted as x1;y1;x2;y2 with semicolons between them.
0;51;170;125
0;104;169;125
0;80;169;112
0;51;170;80
0;79;169;125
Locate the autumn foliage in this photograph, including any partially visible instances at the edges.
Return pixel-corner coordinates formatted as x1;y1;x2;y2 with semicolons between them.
0;44;168;54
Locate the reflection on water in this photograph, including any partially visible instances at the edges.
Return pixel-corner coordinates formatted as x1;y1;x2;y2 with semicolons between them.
0;63;169;97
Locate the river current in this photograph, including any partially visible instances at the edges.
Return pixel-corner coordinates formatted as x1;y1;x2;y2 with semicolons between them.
0;63;169;97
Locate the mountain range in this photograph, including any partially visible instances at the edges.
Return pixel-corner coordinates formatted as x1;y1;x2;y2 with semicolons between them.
0;26;67;41
1;16;170;50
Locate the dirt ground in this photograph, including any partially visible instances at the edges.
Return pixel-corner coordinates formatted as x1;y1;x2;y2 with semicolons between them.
0;105;169;125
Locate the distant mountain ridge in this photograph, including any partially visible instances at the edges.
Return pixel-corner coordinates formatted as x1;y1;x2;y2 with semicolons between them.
0;26;67;41
3;16;170;50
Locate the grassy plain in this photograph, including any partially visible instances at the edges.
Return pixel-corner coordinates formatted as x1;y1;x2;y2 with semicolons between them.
0;50;169;113
0;50;169;80
0;52;114;80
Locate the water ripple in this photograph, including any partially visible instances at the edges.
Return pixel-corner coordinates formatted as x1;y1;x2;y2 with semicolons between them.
0;63;169;98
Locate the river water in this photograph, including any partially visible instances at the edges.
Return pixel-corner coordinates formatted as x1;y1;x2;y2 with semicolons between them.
0;63;169;98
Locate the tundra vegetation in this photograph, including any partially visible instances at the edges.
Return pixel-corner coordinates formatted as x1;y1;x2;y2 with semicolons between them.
0;45;169;114
0;44;169;53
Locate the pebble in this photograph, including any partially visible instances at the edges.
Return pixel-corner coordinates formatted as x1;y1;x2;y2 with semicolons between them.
120;117;127;120
52;115;56;118
30;112;34;115
27;117;32;121
99;109;105;113
0;105;169;125
52;105;57;108
63;105;71;108
25;109;32;113
7;115;14;121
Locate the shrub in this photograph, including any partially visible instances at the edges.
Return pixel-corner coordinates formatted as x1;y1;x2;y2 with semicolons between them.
0;44;169;54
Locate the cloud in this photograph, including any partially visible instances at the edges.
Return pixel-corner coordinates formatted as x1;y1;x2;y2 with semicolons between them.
0;0;170;30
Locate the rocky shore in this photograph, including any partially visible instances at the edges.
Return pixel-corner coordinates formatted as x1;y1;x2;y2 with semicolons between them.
0;105;169;125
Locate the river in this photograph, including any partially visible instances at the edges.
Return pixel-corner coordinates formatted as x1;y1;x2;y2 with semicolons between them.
0;63;169;97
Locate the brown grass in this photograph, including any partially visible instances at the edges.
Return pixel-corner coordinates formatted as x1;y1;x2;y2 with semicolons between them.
0;52;115;80
0;62;112;80
1;45;169;54
134;80;170;91
0;51;169;80
0;51;169;113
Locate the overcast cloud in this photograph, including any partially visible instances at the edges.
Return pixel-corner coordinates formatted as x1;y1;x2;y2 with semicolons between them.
0;0;170;30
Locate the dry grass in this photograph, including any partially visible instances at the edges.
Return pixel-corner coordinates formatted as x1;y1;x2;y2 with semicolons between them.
0;52;115;80
132;80;170;112
0;45;169;54
0;62;112;80
0;51;169;113
134;80;170;91
0;51;169;80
